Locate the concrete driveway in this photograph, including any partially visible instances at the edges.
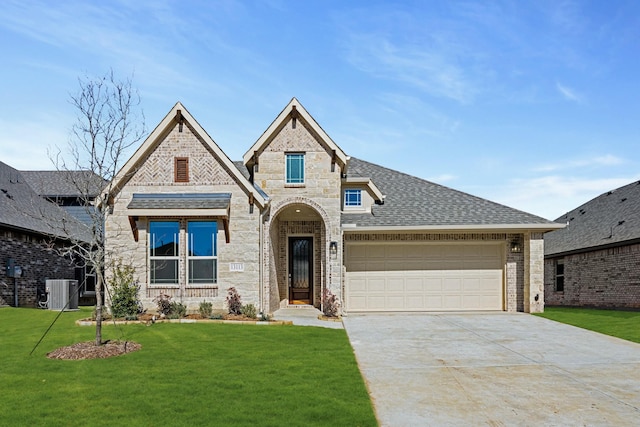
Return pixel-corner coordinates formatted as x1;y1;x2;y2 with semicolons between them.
342;313;640;426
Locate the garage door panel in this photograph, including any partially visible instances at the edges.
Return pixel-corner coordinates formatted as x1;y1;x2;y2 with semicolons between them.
346;242;504;312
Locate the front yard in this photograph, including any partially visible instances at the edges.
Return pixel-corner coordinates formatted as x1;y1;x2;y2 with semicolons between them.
535;306;640;344
0;307;377;426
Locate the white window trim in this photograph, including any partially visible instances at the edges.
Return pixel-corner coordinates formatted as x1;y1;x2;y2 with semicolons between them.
285;153;305;186
187;221;218;286
148;222;180;286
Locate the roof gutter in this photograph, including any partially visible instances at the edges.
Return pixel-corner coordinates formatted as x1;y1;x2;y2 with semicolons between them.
342;223;566;233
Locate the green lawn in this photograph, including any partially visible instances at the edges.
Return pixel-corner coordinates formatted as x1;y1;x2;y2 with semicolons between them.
535;306;640;344
0;307;377;427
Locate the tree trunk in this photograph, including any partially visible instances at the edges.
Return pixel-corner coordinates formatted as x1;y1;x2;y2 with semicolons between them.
95;272;103;346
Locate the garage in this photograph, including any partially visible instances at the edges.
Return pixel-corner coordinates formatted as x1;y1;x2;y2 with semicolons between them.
345;242;504;312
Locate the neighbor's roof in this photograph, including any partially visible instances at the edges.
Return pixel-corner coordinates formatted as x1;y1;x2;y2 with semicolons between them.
0;161;91;242
545;180;640;257
21;170;107;198
342;158;561;231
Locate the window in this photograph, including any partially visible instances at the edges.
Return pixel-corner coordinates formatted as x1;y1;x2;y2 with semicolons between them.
149;221;180;285
187;221;218;284
555;259;565;292
175;157;189;182
286;153;304;184
344;189;362;208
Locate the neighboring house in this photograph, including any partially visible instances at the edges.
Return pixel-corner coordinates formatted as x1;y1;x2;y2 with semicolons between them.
21;170;107;226
0;161;89;307
104;99;562;315
22;170;107;305
544;181;640;309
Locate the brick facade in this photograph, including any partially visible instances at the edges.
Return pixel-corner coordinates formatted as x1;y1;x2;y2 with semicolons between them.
0;229;76;307
545;242;640;309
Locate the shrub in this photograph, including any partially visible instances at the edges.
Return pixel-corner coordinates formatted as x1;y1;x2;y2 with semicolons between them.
241;303;257;319
168;301;187;319
108;261;142;319
199;300;213;318
322;288;341;317
154;292;172;316
226;287;242;315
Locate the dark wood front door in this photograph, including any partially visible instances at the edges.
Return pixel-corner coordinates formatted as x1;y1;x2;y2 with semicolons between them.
289;237;313;304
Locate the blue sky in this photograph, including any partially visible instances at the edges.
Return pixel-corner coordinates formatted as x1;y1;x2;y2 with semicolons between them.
1;0;638;220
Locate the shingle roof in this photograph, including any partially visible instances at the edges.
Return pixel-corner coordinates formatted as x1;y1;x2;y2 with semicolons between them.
127;193;231;210
0;161;90;242
342;158;557;228
21;170;106;198
545;180;640;256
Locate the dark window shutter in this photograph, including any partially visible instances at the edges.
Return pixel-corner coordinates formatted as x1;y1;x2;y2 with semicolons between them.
175;157;189;182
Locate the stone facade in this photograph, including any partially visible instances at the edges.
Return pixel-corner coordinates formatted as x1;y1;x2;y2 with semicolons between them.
544;242;640;309
254;115;343;311
0;229;76;307
105;120;261;312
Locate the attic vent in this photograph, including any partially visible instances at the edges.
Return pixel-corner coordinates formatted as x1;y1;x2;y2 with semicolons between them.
621;198;627;202
607;191;613;195
174;157;189;183
618;220;625;226
569;217;574;221
1;188;13;200
579;209;585;215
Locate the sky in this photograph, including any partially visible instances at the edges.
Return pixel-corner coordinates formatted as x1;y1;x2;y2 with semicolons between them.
1;0;638;221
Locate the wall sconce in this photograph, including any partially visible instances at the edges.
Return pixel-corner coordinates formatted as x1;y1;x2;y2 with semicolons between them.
510;238;522;253
329;241;338;259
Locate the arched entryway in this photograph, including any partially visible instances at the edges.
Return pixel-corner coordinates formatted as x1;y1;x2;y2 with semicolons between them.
266;199;330;310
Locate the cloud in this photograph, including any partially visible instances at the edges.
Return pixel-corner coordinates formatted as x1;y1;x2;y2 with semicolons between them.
492;174;640;220
533;154;625;172
556;81;584;103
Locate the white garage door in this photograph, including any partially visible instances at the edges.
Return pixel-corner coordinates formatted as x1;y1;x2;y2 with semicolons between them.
345;243;504;312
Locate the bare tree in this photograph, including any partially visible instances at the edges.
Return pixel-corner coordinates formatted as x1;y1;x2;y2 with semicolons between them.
52;70;145;345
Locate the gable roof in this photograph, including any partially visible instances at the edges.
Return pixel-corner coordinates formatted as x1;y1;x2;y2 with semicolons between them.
108;102;267;209
242;98;348;170
21;170;107;199
342;158;563;231
0;161;90;242
545;180;640;256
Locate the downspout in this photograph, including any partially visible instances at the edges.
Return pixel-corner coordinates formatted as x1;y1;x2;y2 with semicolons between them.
258;207;265;316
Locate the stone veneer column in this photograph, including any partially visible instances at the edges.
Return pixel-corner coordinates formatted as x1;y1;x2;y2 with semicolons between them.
524;232;545;313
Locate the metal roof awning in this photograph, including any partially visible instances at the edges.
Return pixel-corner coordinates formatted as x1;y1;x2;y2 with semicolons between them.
127;193;232;242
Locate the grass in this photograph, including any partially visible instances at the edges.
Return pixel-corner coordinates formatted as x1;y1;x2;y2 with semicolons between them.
535;306;640;344
0;307;377;427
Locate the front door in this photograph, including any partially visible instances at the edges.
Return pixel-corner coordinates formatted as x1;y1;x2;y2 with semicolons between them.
289;237;313;304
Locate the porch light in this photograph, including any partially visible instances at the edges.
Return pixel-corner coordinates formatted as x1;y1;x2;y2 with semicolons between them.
510;238;522;253
330;241;338;259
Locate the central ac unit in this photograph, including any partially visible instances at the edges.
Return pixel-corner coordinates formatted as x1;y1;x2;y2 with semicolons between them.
46;279;79;311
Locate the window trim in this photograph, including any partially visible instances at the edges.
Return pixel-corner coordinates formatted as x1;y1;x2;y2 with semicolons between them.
149;220;180;286
555;259;565;292
186;220;218;285
344;189;363;209
285;153;305;185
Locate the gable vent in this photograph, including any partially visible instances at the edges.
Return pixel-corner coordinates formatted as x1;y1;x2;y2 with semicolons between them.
175;157;189;183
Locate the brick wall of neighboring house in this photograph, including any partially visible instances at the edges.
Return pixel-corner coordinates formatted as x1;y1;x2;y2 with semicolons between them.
0;229;76;307
545;242;640;309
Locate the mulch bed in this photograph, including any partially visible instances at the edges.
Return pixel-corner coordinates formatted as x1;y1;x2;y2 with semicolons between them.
47;340;141;360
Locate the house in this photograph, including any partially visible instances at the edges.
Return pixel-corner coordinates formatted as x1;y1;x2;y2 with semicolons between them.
0;161;89;307
104;99;563;315
21;170;107;304
544;181;640;309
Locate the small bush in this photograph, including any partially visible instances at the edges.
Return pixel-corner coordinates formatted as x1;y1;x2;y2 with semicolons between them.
168;301;187;319
154;292;172;316
226;287;242;315
241;303;257;319
199;300;213;318
322;288;341;317
108;261;141;319
209;313;224;320
259;312;271;321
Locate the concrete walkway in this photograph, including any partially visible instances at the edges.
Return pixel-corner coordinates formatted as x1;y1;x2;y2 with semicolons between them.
342;313;640;426
272;307;344;329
